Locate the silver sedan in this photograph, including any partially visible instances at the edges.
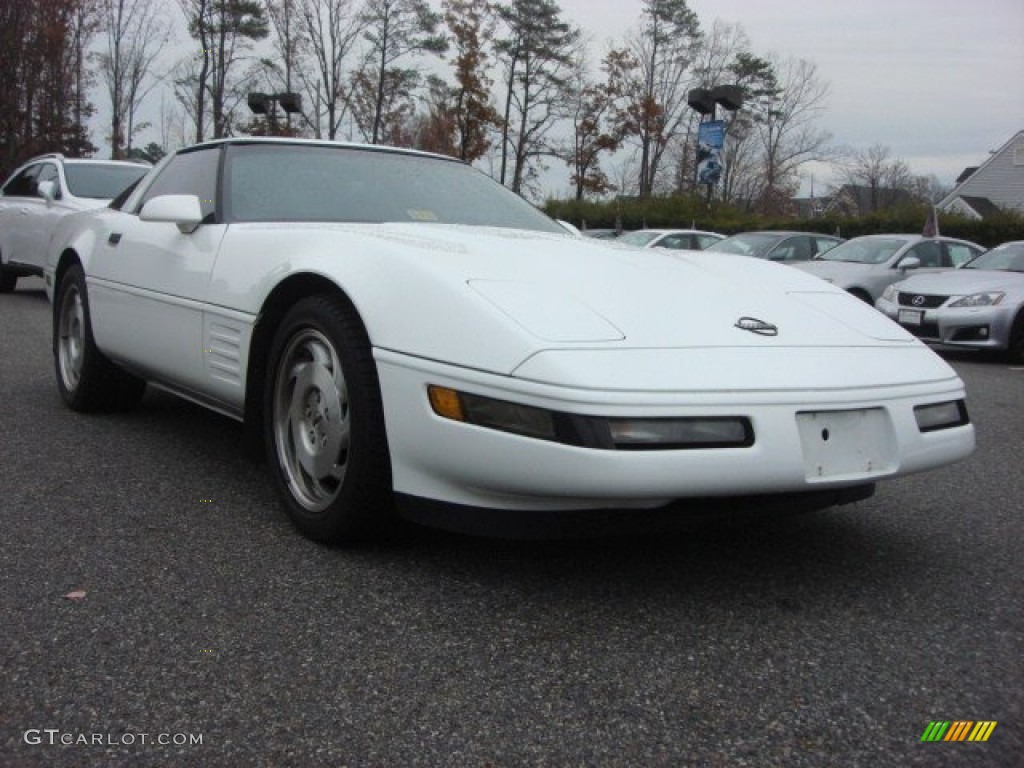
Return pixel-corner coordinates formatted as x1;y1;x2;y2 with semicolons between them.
876;241;1024;362
793;234;984;303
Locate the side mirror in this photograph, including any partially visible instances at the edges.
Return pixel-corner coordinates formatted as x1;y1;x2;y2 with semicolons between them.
897;255;921;271
38;180;57;203
139;194;204;234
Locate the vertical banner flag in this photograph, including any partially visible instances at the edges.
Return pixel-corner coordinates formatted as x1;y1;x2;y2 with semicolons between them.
923;206;940;238
697;120;726;186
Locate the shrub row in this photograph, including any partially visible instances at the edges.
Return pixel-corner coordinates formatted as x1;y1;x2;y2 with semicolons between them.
543;196;1024;249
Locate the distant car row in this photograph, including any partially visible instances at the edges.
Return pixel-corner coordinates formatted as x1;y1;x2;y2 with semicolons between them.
586;225;1020;360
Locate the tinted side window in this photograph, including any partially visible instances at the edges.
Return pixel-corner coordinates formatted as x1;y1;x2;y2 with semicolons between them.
137;148;219;221
945;243;979;267
771;237;811;261
696;235;720;249
3;164;41;197
813;236;840;255
658;234;689;250
907;241;942;268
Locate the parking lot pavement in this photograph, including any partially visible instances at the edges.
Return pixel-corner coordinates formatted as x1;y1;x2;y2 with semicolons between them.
1;277;1021;767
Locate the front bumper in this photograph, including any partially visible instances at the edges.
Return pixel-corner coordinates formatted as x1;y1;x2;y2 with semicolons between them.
374;347;975;511
877;298;1016;351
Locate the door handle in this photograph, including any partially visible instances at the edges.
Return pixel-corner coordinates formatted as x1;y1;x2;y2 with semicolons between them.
108;233;122;246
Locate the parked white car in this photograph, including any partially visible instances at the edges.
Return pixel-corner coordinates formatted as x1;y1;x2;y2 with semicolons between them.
0;154;149;292
793;234;984;304
47;138;974;543
617;228;725;251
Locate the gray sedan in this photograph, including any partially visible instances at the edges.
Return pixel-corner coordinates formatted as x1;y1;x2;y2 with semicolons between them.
793;234;984;303
876;240;1024;361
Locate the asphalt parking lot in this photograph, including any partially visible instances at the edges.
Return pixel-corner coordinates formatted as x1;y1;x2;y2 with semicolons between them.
1;277;1021;767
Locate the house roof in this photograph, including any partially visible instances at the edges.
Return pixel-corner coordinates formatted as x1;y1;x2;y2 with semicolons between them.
938;130;1024;215
955;167;978;184
955;196;1003;218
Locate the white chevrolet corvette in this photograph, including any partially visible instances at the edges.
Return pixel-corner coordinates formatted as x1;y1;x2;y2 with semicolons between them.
45;139;974;543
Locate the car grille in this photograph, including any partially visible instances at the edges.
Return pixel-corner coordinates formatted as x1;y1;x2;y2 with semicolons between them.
897;292;947;308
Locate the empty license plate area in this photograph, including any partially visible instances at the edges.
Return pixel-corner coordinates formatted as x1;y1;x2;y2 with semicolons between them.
796;408;897;481
898;308;923;326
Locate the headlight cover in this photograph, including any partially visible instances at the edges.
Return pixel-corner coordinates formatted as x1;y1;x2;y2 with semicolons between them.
948;292;1005;308
914;400;970;432
427;386;754;450
880;284;897;302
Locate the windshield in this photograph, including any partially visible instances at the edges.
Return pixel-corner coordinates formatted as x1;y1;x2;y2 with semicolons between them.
617;231;662;247
224;143;564;233
64;163;150;199
816;237;907;264
964;242;1024;272
705;233;781;257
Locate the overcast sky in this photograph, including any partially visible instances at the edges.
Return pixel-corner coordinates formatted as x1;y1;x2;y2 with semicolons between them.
556;0;1024;194
126;0;1022;198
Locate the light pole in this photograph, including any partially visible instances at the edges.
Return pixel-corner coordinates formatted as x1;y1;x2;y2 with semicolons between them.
247;92;303;135
687;85;744;204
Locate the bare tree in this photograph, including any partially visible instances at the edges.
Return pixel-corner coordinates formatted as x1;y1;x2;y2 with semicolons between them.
443;0;501;162
609;0;702;198
359;0;447;145
299;0;364;139
99;0;169;158
752;56;831;215
177;0;269;140
493;0;581;195
836;143;913;212
563;49;623;200
263;0;307;132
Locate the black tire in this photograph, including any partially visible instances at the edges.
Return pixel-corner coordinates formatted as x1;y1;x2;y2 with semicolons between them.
848;288;873;305
0;260;17;293
263;294;392;544
1008;311;1024;364
53;264;146;411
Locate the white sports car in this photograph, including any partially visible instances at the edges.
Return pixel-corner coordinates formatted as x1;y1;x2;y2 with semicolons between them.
46;138;975;543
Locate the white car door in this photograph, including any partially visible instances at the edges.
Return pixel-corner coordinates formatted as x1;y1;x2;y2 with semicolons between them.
86;147;226;395
1;163;42;268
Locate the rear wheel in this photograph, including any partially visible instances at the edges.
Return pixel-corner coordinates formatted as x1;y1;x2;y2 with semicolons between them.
54;264;145;411
264;294;392;544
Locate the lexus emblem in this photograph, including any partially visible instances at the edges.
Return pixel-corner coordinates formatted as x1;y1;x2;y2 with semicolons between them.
912;295;926;306
735;317;779;336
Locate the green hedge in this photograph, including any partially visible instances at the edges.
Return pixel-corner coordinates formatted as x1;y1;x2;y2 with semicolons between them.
544;196;1024;249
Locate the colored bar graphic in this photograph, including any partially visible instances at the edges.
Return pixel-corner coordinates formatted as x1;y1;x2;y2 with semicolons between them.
968;722;997;742
944;721;973;741
921;720;997;742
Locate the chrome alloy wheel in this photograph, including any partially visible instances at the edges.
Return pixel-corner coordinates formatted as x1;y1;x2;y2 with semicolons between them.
272;328;351;512
57;282;86;393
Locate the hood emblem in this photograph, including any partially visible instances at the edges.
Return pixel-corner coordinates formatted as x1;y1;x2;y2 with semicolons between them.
735;317;779;336
912;295;926;306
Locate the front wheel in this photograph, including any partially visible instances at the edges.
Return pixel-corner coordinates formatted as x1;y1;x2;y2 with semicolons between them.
0;259;17;293
264;294;392;544
53;264;145;411
1008;311;1024;364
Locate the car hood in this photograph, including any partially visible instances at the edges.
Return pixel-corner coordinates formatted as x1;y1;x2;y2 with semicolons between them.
353;223;910;344
219;222;927;379
892;269;1024;295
